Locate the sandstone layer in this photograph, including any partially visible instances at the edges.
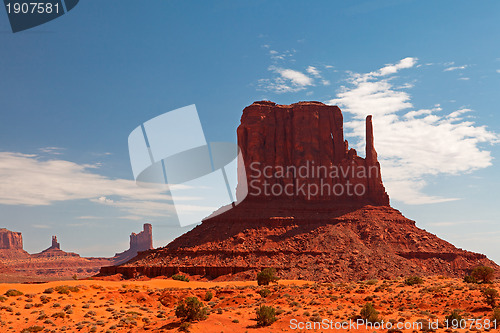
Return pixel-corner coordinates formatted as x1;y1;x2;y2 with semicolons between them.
100;101;498;282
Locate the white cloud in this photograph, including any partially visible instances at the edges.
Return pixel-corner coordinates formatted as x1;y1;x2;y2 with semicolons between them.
374;57;418;76
328;58;498;205
39;147;65;155
444;65;468;71
259;67;314;93
274;68;313;86
496;69;500;74
458;77;470;80
306;66;321;78
0;152;175;219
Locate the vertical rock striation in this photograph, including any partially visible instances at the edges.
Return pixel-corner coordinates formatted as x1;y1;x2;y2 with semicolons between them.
236;101;389;205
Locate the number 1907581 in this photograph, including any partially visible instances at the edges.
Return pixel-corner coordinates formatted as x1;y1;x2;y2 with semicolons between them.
6;2;60;14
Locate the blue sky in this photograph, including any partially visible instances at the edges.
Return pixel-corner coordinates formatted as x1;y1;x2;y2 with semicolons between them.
1;1;499;262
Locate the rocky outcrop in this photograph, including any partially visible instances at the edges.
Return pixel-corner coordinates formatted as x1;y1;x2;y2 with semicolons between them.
33;235;80;258
113;224;153;265
0;228;23;250
237;101;389;205
0;228;30;260
99;101;498;282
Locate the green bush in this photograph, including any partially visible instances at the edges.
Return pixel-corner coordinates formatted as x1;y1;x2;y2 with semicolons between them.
471;266;495;284
463;275;477;283
258;288;271;298
256;305;276;327
172;274;190;282
482;288;499;309
175;297;208;322
491;307;500;322
20;326;44;333
179;322;191;332
4;289;23;297
54;285;79;294
203;291;213;302
404;276;423;286
360;302;379;323
445;309;463;322
257;268;279;286
42;288;53;294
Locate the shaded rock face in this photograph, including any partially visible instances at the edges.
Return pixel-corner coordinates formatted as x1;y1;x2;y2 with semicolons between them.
0;228;23;250
113;224;153;265
237;101;389;205
130;224;153;253
99;101;498;282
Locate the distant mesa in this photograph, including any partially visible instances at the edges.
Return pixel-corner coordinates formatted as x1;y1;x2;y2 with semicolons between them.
0;228;30;260
33;235;80;258
113;224;153;265
0;225;154;282
0;228;24;250
100;101;499;281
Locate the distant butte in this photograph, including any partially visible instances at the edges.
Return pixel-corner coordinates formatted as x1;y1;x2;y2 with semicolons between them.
97;101;498;281
113;224;154;265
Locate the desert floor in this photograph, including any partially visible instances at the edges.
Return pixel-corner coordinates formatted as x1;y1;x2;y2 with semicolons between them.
0;276;498;332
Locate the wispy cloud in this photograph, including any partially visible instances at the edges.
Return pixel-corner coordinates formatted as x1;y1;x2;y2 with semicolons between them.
444;64;468;71
0;152;175;219
258;66;313;93
38;147;65;155
328;58;498;204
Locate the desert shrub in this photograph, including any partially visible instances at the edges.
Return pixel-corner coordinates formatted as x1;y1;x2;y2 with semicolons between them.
51;311;66;319
54;285;79;294
20;326;44;333
256;305;276;327
463;275;477;284
404;276;423;286
258;288;271;298
360;302;379;323
445;309;463;322
491;307;500;322
310;314;322;322
4;289;23;297
471;266;495;284
172;274;190;282
179;322;191;332
175;297;208;322
482;288;499;309
257;268;279;286
42;288;53;294
0;295;7;302
203;291;213;302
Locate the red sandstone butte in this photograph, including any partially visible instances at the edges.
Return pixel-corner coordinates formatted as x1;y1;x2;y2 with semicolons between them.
236;101;389;205
0;228;24;250
113;224;154;265
99;101;498;282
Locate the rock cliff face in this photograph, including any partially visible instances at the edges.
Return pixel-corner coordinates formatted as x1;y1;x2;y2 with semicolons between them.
99;101;498;281
113;224;153;265
0;228;23;250
236;101;389;205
